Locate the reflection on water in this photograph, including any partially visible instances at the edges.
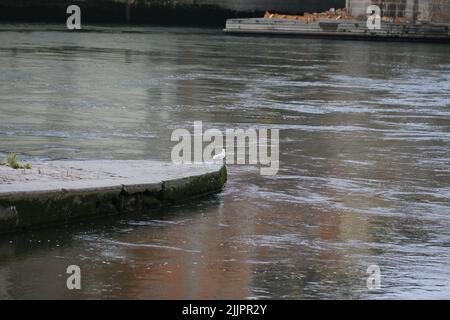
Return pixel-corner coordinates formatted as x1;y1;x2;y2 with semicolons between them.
0;25;449;299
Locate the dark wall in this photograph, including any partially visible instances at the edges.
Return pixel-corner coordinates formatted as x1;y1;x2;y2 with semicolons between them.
0;0;346;26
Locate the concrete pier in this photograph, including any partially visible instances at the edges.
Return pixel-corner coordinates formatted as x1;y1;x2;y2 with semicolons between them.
0;160;227;234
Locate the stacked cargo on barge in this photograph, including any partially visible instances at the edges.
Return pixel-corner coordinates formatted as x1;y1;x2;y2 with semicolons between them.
224;1;450;42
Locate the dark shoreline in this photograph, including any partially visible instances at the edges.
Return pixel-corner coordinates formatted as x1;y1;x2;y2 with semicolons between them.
0;0;346;26
0;3;261;27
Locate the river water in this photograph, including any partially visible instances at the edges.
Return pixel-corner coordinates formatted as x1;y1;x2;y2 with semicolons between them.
0;25;449;299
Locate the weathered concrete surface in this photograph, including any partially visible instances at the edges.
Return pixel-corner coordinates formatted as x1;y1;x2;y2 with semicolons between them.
224;18;450;42
0;161;227;234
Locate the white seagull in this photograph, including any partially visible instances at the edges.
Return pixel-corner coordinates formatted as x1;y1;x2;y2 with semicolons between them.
212;149;226;163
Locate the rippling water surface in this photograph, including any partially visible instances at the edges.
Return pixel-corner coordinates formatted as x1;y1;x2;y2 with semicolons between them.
0;25;449;299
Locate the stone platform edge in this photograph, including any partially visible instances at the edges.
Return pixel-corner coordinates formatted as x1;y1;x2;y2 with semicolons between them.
0;165;227;234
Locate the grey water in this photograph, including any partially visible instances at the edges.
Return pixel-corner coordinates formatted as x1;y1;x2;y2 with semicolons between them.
0;24;449;299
